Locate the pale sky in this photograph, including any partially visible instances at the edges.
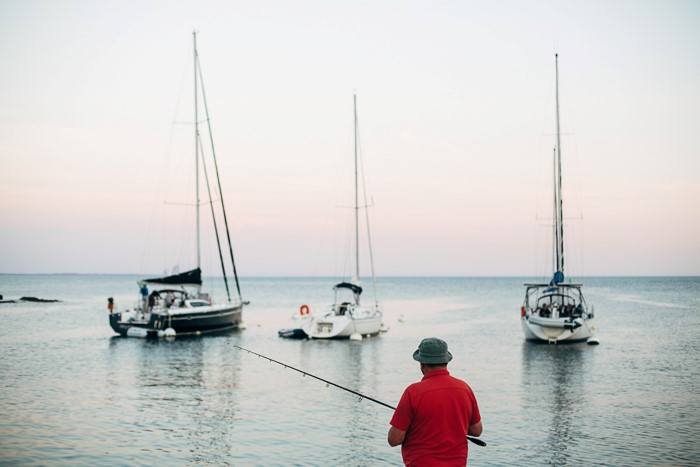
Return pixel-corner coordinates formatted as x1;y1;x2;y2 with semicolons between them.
1;0;698;277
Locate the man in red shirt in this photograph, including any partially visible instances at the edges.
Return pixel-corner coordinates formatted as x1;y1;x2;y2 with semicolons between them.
388;337;483;466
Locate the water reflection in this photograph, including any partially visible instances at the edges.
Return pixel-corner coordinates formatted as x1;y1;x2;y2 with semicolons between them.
294;337;392;466
343;339;387;463
521;342;589;466
106;335;241;464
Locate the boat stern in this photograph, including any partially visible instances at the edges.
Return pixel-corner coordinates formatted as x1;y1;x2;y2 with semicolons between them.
108;312;128;336
521;315;593;343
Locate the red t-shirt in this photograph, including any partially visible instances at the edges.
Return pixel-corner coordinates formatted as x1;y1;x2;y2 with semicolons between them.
390;369;481;466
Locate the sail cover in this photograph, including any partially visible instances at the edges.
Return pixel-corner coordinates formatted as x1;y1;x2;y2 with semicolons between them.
549;271;565;286
334;282;363;295
139;268;202;286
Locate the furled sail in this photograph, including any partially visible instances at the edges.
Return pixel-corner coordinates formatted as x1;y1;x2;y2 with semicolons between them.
334;282;363;296
139;268;202;286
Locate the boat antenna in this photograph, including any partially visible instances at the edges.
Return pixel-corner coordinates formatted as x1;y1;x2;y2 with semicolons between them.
232;344;487;447
195;37;243;302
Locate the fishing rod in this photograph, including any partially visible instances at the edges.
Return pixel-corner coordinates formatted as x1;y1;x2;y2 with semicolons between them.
232;344;486;447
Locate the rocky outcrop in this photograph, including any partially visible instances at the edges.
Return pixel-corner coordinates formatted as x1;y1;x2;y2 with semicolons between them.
19;297;61;303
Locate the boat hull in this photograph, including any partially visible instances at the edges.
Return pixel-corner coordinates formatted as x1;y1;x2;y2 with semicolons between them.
521;316;593;343
109;304;243;337
301;314;383;339
277;328;308;339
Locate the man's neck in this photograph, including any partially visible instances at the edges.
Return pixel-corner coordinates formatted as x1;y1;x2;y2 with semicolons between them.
420;364;448;376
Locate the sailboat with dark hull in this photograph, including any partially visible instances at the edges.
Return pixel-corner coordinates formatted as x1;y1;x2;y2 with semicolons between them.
109;32;246;338
520;54;597;344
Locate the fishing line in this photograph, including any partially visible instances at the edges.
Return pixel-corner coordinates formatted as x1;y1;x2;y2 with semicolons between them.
232;344;486;447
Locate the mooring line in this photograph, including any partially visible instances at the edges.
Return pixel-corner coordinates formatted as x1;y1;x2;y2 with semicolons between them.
232;344;486;447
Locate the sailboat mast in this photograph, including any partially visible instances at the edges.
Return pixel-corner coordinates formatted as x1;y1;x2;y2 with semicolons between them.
354;94;360;281
194;31;201;271
552;146;558;275
554;53;564;276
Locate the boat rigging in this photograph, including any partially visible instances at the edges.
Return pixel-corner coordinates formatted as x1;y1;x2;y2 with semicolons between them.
108;31;246;338
280;94;385;340
520;54;598;345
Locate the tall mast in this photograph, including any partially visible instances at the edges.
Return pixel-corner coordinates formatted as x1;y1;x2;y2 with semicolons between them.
552;146;557;275
354;94;360;281
194;31;201;270
554;53;564;277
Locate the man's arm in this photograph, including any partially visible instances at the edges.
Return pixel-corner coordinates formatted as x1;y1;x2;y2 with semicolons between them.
387;426;406;446
468;420;483;437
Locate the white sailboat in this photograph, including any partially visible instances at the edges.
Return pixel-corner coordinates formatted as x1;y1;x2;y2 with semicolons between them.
521;54;597;344
294;94;385;340
109;32;246;338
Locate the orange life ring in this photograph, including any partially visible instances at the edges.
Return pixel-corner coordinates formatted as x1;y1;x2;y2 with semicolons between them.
300;304;310;315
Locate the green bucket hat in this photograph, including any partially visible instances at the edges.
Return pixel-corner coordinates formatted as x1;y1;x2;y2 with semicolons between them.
412;337;453;364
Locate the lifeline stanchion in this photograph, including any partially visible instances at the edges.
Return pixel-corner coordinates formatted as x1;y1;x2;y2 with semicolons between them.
232;344;486;447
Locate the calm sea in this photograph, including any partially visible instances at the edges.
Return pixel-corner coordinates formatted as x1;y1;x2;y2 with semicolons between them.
0;275;698;466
